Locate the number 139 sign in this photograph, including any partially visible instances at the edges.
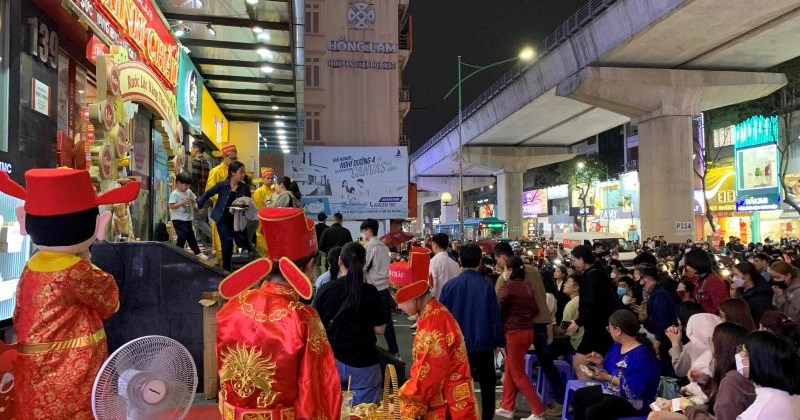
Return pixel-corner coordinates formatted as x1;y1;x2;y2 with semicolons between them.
27;16;59;70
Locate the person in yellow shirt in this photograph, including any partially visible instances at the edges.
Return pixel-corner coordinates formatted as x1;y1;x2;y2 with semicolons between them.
206;144;238;265
252;167;276;256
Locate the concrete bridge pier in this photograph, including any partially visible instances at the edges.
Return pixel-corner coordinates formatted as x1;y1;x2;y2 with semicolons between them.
558;67;787;241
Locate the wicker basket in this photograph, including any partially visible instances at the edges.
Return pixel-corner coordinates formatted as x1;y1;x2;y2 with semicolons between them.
366;364;401;420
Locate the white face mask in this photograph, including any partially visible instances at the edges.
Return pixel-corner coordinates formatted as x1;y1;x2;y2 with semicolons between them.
735;353;749;378
502;271;510;281
610;273;617;279
732;276;745;287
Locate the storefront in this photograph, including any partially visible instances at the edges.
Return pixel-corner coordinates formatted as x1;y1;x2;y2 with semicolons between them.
544;184;572;236
53;0;181;241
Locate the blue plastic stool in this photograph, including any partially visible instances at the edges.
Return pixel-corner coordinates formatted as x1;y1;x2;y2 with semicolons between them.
536;360;576;405
524;353;538;381
561;379;592;420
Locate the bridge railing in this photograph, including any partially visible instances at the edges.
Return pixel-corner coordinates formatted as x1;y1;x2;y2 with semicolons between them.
411;0;619;161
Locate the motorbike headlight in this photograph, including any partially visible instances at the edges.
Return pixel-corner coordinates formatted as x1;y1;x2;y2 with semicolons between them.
527;250;533;256
714;255;720;261
721;269;731;277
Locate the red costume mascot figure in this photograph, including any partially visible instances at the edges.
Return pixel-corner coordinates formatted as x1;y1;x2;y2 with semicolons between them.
390;247;479;419
215;207;342;419
0;168;139;419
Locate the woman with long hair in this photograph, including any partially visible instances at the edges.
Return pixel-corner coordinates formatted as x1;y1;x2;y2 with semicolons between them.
272;176;303;208
736;331;800;419
649;322;755;420
313;242;385;404
571;309;661;420
495;257;548;420
759;310;800;350
731;262;773;324
313;246;343;291
769;261;800;321
719;298;757;332
197;161;251;271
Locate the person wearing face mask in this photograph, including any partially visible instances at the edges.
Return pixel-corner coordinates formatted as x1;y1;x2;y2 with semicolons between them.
635;263;678;376
734;331;800;419
648;322;755;420
684;249;728;315
731;262;773;325
677;280;696;303
616;276;638;309
768;261;800;321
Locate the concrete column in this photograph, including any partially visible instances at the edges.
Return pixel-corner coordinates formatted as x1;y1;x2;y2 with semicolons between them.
496;171;523;239
638;116;695;242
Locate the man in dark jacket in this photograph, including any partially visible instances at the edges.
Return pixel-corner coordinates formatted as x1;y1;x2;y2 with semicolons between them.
440;244;504;420
315;212;329;242
566;245;617;377
318;212;353;253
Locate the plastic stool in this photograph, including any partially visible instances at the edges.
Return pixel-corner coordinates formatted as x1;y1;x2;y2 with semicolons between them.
524;353;538;380
561;379;592;420
537;360;576;405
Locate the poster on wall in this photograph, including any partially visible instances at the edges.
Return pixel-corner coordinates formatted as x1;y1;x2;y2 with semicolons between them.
284;147;409;219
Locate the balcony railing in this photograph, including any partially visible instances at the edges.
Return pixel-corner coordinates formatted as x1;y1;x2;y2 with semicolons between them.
411;0;618;161
399;15;412;50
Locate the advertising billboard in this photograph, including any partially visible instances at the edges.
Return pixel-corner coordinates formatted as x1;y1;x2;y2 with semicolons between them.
177;50;203;131
734;116;781;212
284;147;409;219
522;189;548;217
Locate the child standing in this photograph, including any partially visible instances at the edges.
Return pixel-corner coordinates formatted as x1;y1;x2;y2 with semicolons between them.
170;172;208;259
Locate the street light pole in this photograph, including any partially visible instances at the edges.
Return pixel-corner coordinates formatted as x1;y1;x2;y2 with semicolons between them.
458;55;465;241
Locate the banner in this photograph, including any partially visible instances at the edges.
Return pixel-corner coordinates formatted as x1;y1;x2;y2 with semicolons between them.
284;147;409;219
177;50;202;131
522;189;548;217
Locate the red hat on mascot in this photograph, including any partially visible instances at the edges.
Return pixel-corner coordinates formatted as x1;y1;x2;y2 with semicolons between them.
0;168;139;246
219;207;317;300
389;246;431;303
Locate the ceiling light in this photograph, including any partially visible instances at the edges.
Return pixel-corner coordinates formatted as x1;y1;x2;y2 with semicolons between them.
271;105;278;110
182;45;191;54
275;121;284;127
246;0;259;4
260;65;274;73
196;0;204;6
282;149;290;154
280;140;287;146
174;28;185;37
252;26;263;33
257;47;270;57
278;135;287;140
277;129;285;134
206;24;216;37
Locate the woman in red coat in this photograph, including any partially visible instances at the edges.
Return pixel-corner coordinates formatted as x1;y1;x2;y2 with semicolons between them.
684;249;728;315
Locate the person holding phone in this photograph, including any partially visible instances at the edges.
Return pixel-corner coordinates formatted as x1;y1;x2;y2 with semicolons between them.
571;310;660;420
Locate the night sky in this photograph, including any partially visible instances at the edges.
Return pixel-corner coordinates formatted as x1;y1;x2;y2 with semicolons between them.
404;0;588;153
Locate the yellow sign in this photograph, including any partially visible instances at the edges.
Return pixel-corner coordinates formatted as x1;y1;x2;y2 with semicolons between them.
706;166;736;212
201;86;229;147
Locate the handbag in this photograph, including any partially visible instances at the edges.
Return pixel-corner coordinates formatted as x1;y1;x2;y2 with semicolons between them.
367;364;401;420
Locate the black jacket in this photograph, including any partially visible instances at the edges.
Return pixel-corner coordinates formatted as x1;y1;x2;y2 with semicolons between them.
318;223;353;253
315;222;329;242
741;285;774;324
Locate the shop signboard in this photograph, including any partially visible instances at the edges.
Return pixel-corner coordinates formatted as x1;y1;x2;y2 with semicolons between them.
200;87;228;148
569;206;594;217
703;166;736;212
734;116;781;212
547;184;569;200
522;189;548;217
284;147;409;219
64;0;179;88
176;50;202;131
619;171;640;218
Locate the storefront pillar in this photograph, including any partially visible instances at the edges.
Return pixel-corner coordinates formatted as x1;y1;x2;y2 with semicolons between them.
496;171;524;239
751;212;761;243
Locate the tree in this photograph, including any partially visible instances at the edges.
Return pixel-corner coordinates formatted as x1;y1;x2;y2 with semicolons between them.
557;155;608;232
693;113;728;233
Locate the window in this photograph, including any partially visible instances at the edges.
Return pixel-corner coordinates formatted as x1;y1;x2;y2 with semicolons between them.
305;111;320;142
305;57;320;88
713;125;734;148
305;3;320;34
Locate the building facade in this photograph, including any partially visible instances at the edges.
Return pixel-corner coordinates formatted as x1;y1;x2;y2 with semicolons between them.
303;0;411;147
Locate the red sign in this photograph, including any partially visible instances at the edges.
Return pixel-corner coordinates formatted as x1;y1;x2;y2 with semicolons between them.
66;0;178;89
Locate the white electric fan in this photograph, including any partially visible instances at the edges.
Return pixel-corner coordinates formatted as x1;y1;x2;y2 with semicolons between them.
92;335;198;420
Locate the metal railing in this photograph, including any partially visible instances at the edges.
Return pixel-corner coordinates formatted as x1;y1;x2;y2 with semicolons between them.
411;0;618;161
